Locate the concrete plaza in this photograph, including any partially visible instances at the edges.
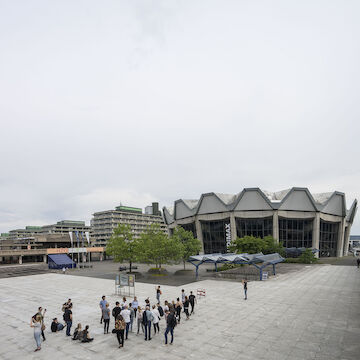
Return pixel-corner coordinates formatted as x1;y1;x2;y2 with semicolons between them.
0;265;359;360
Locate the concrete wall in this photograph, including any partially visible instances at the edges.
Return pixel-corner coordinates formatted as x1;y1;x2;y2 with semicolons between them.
168;209;353;257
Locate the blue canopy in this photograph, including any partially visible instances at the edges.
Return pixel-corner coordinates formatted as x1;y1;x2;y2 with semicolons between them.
188;252;285;280
48;254;76;269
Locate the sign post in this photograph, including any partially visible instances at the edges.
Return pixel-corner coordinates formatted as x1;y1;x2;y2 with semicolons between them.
115;274;135;296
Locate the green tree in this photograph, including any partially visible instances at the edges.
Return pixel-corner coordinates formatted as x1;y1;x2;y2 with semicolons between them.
229;235;286;256
172;226;202;269
298;248;318;263
138;223;181;269
263;235;285;257
229;235;266;254
106;224;139;272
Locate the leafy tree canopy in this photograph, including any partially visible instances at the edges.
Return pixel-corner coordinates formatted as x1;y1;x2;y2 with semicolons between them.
171;226;202;269
138;223;182;269
106;223;140;272
229;235;285;256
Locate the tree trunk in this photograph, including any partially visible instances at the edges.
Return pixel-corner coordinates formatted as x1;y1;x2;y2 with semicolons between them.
183;260;186;270
129;260;132;273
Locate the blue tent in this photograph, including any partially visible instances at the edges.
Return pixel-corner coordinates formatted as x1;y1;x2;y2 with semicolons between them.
48;254;76;269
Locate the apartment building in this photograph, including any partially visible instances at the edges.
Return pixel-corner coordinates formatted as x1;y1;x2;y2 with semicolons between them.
91;203;167;247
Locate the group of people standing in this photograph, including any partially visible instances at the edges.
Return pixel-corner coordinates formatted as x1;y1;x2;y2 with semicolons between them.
98;285;198;348
30;286;199;352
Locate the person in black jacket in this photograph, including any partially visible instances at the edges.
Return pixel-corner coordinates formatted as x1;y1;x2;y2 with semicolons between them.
189;291;196;314
51;318;64;332
112;301;121;323
164;308;176;345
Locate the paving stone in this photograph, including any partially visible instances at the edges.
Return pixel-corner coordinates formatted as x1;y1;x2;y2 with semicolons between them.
0;265;359;359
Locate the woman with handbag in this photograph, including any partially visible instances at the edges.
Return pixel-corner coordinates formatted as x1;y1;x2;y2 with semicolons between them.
30;315;42;352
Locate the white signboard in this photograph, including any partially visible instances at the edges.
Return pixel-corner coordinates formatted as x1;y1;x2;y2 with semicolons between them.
225;223;231;248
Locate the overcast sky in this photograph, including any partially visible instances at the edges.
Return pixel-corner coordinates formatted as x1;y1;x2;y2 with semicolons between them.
0;0;359;234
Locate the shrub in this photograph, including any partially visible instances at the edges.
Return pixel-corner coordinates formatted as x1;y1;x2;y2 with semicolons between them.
298;248;318;264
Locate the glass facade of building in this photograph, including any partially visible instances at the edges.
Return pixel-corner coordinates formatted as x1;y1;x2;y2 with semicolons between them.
236;217;273;238
319;220;339;257
279;218;313;248
180;222;197;239
201;219;230;254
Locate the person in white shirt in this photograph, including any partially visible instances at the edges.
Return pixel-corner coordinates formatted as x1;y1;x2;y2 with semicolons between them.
121;297;128;309
151;305;160;334
120;305;131;339
181;289;186;303
164;300;169;312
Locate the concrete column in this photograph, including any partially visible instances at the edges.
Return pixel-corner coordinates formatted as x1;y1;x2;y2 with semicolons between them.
230;213;237;242
18;255;22;265
312;213;320;258
43;255;47;263
337;218;346;257
195;220;204;254
272;211;279;243
343;226;350;256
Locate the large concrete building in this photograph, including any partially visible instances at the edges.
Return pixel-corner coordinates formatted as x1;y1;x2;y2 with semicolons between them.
0;220;94;264
91;203;167;247
6;220;91;241
163;188;357;257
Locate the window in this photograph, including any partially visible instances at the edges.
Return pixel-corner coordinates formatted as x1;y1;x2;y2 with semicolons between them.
201;219;230;254
180;223;197;239
319;220;339;257
236;217;273;238
279;218;313;248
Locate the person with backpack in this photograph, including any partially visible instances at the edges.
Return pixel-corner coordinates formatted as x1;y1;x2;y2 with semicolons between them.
63;304;73;336
62;299;72;312
143;305;153;341
175;298;182;323
164;308;177;345
157;303;164;318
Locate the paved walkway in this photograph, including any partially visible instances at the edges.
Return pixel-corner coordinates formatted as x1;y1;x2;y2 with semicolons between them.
0;265;359;359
